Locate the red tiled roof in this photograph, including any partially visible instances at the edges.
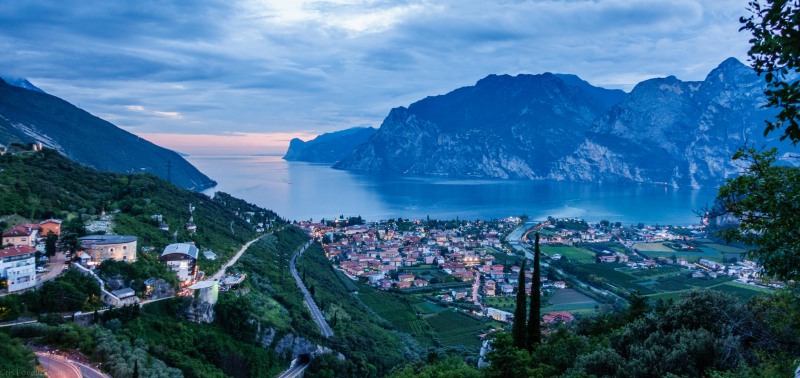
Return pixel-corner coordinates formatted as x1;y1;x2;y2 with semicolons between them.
2;225;37;237
0;245;36;258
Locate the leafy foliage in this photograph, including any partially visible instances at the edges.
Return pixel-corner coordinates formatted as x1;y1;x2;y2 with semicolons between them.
21;269;102;314
478;289;800;378
714;147;800;280
741;0;800;144
96;254;179;293
0;331;41;376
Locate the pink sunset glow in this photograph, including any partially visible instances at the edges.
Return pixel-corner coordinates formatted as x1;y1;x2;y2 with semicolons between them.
137;132;319;155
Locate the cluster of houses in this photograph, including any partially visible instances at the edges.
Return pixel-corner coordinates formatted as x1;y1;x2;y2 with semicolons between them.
0;219;62;292
0;216;206;298
297;218;581;324
296;219;514;289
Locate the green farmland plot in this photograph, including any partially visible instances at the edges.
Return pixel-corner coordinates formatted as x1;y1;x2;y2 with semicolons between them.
542;245;596;263
544;289;598;313
427;310;486;348
571;263;656;295
713;281;771;300
358;287;434;347
414;301;447;315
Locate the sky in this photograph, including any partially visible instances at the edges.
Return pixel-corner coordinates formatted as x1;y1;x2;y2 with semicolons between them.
0;0;753;155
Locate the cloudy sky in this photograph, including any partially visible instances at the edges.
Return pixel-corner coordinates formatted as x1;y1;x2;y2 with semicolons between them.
1;0;752;154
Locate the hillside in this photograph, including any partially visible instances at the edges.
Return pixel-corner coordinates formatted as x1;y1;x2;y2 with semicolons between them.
0;78;215;190
0;149;271;273
334;58;797;188
283;127;377;163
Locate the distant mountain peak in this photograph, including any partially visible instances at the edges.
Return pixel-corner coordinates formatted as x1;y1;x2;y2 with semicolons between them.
0;76;45;93
283;126;377;163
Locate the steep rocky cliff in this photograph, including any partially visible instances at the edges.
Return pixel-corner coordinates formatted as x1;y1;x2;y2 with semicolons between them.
283;126;376;163
335;73;627;178
334;58;795;188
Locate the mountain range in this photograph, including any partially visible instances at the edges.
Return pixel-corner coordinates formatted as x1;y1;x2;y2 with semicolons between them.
328;58;796;188
283;126;376;163
0;78;215;190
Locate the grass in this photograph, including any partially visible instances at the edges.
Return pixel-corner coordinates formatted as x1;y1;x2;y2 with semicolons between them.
541;245;596;262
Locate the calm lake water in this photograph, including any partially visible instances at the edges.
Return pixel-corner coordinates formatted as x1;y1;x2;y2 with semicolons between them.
187;155;718;225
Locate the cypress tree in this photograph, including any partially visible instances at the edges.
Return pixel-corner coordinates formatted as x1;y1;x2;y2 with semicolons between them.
527;232;542;350
512;259;527;349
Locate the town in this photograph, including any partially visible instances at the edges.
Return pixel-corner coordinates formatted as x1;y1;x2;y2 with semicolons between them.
296;216;776;326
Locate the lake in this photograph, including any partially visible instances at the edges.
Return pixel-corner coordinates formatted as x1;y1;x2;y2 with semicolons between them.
187;155;718;225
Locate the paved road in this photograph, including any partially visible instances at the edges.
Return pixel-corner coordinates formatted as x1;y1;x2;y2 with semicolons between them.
37;353;81;378
38;251;67;285
472;269;482;309
37;353;109;378
211;235;264;281
276;359;310;378
290;241;333;338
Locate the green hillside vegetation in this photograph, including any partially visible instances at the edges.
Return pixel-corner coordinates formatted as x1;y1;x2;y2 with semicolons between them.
394;288;800;377
0;149;276;281
0;331;41;375
228;226;318;336
297;243;425;377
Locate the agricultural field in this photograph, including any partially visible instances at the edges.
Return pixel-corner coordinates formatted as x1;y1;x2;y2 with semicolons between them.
713;281;772;300
632;242;675;252
634;241;747;264
483;296;517;312
570;263;656;294
414;301;447;315
703;243;746;254
543;288;598;314
358;287;434;347
427;310;486;348
541;245;596;263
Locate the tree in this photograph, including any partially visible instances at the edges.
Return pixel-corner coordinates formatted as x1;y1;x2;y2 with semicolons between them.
714;147;800;280
527;232;541;351
44;232;58;257
740;0;800;144
512;259;527;349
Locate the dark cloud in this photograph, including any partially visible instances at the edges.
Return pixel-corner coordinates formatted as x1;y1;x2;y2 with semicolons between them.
0;0;750;145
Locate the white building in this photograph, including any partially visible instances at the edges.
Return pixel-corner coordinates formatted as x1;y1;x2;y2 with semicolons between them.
161;243;199;283
0;245;37;292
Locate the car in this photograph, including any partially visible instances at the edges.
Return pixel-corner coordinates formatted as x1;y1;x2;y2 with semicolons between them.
36;267;46;273
62;265;69;271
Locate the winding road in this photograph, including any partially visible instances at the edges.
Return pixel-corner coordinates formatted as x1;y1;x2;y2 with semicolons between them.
211;234;265;280
36;352;108;378
290;241;333;338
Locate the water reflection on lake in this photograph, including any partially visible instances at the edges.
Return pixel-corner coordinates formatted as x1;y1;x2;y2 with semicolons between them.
188;155;717;225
